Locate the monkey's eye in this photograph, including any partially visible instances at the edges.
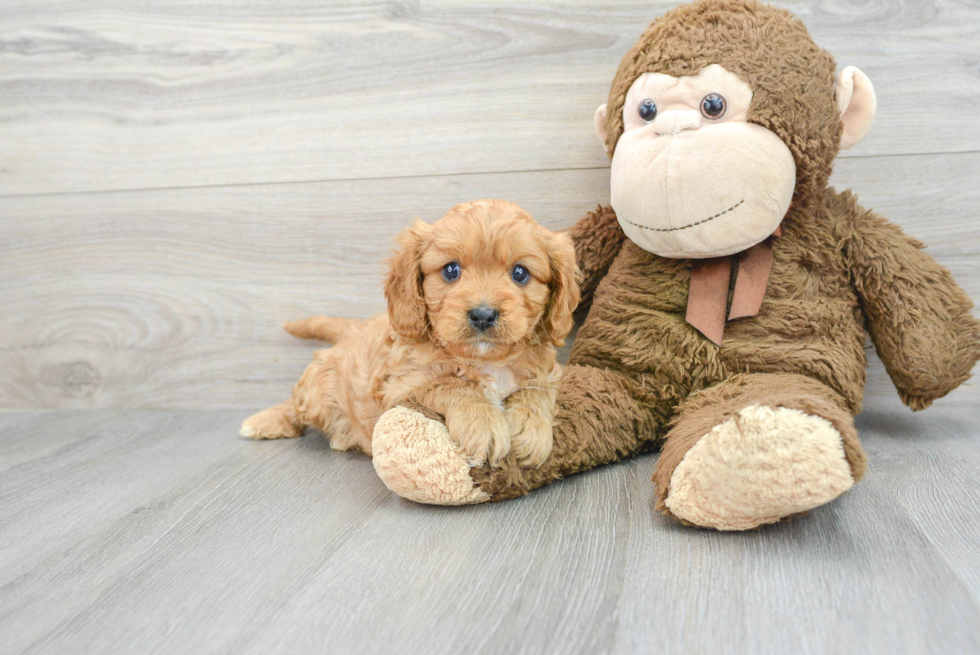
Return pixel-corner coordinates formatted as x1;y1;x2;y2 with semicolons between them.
637;98;658;123
511;264;530;285
700;93;727;119
442;262;460;282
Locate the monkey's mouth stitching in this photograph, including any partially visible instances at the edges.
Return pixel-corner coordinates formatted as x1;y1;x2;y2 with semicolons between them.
621;199;745;232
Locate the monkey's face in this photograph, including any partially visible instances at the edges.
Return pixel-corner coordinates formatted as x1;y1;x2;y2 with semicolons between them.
598;65;796;259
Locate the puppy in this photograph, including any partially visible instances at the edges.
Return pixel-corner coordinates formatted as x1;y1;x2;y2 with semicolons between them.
240;199;580;467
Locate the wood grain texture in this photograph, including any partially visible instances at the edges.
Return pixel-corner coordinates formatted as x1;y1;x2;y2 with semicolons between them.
1;408;979;654
3;153;978;410
857;405;980;601
613;450;980;654
3;2;980;652
1;0;979;195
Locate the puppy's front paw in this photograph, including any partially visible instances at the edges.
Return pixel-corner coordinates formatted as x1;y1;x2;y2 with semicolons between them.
505;406;554;468
445;404;511;467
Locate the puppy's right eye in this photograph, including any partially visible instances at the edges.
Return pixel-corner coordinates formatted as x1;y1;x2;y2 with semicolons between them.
442;262;460;282
511;264;530;284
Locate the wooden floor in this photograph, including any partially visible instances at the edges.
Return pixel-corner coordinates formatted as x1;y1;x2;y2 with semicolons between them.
3;0;980;652
2;403;980;653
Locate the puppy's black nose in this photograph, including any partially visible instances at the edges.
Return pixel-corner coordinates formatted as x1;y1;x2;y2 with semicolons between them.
468;305;499;332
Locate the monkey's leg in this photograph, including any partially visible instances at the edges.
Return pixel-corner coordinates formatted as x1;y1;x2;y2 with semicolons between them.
371;365;669;505
652;373;867;531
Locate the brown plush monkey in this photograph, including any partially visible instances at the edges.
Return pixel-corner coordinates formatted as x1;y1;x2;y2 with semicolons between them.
369;0;980;530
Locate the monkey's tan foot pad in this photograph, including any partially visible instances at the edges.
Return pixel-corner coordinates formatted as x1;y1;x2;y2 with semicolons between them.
372;406;490;505
663;405;854;531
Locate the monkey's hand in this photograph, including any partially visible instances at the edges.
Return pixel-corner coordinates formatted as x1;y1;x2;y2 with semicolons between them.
843;192;980;410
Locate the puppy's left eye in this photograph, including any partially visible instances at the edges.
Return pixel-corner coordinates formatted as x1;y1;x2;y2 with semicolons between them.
511;264;530;284
442;262;460;282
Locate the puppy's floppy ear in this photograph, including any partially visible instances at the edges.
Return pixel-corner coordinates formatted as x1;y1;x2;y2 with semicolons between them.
542;230;581;347
384;219;430;340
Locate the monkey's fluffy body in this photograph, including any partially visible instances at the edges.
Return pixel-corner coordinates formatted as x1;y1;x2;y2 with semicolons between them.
368;0;980;529
466;188;979;508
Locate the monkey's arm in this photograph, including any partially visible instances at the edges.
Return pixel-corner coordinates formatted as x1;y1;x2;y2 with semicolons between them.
840;192;980;410
567;205;627;313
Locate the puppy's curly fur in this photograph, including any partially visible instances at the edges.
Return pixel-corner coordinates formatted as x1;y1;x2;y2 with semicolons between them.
240;200;580;467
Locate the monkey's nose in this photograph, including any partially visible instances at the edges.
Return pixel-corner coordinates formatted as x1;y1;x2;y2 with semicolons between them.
651;110;702;136
468;305;499;332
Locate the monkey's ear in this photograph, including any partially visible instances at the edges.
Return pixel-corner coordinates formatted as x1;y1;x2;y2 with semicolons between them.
384;220;429;340
593;104;609;153
835;66;877;150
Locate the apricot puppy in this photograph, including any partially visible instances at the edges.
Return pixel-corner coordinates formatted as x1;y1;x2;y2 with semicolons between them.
240;200;580;467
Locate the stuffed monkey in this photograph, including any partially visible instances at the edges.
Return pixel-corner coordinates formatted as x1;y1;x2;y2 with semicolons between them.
370;0;980;530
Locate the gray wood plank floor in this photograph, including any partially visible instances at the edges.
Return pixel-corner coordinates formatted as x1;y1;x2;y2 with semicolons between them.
1;405;980;654
3;0;980;652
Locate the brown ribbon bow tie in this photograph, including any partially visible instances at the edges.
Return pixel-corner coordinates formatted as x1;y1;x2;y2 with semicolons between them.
685;224;783;346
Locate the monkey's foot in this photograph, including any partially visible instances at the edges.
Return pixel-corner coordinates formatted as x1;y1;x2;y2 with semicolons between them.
372;406;489;505
658;405;854;531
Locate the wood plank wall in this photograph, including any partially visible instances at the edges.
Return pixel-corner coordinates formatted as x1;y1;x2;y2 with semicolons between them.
2;0;978;410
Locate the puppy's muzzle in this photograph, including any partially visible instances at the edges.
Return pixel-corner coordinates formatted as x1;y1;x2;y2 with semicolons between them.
468;305;499;332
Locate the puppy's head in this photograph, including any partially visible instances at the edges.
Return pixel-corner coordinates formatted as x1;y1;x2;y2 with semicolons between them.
384;200;580;360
